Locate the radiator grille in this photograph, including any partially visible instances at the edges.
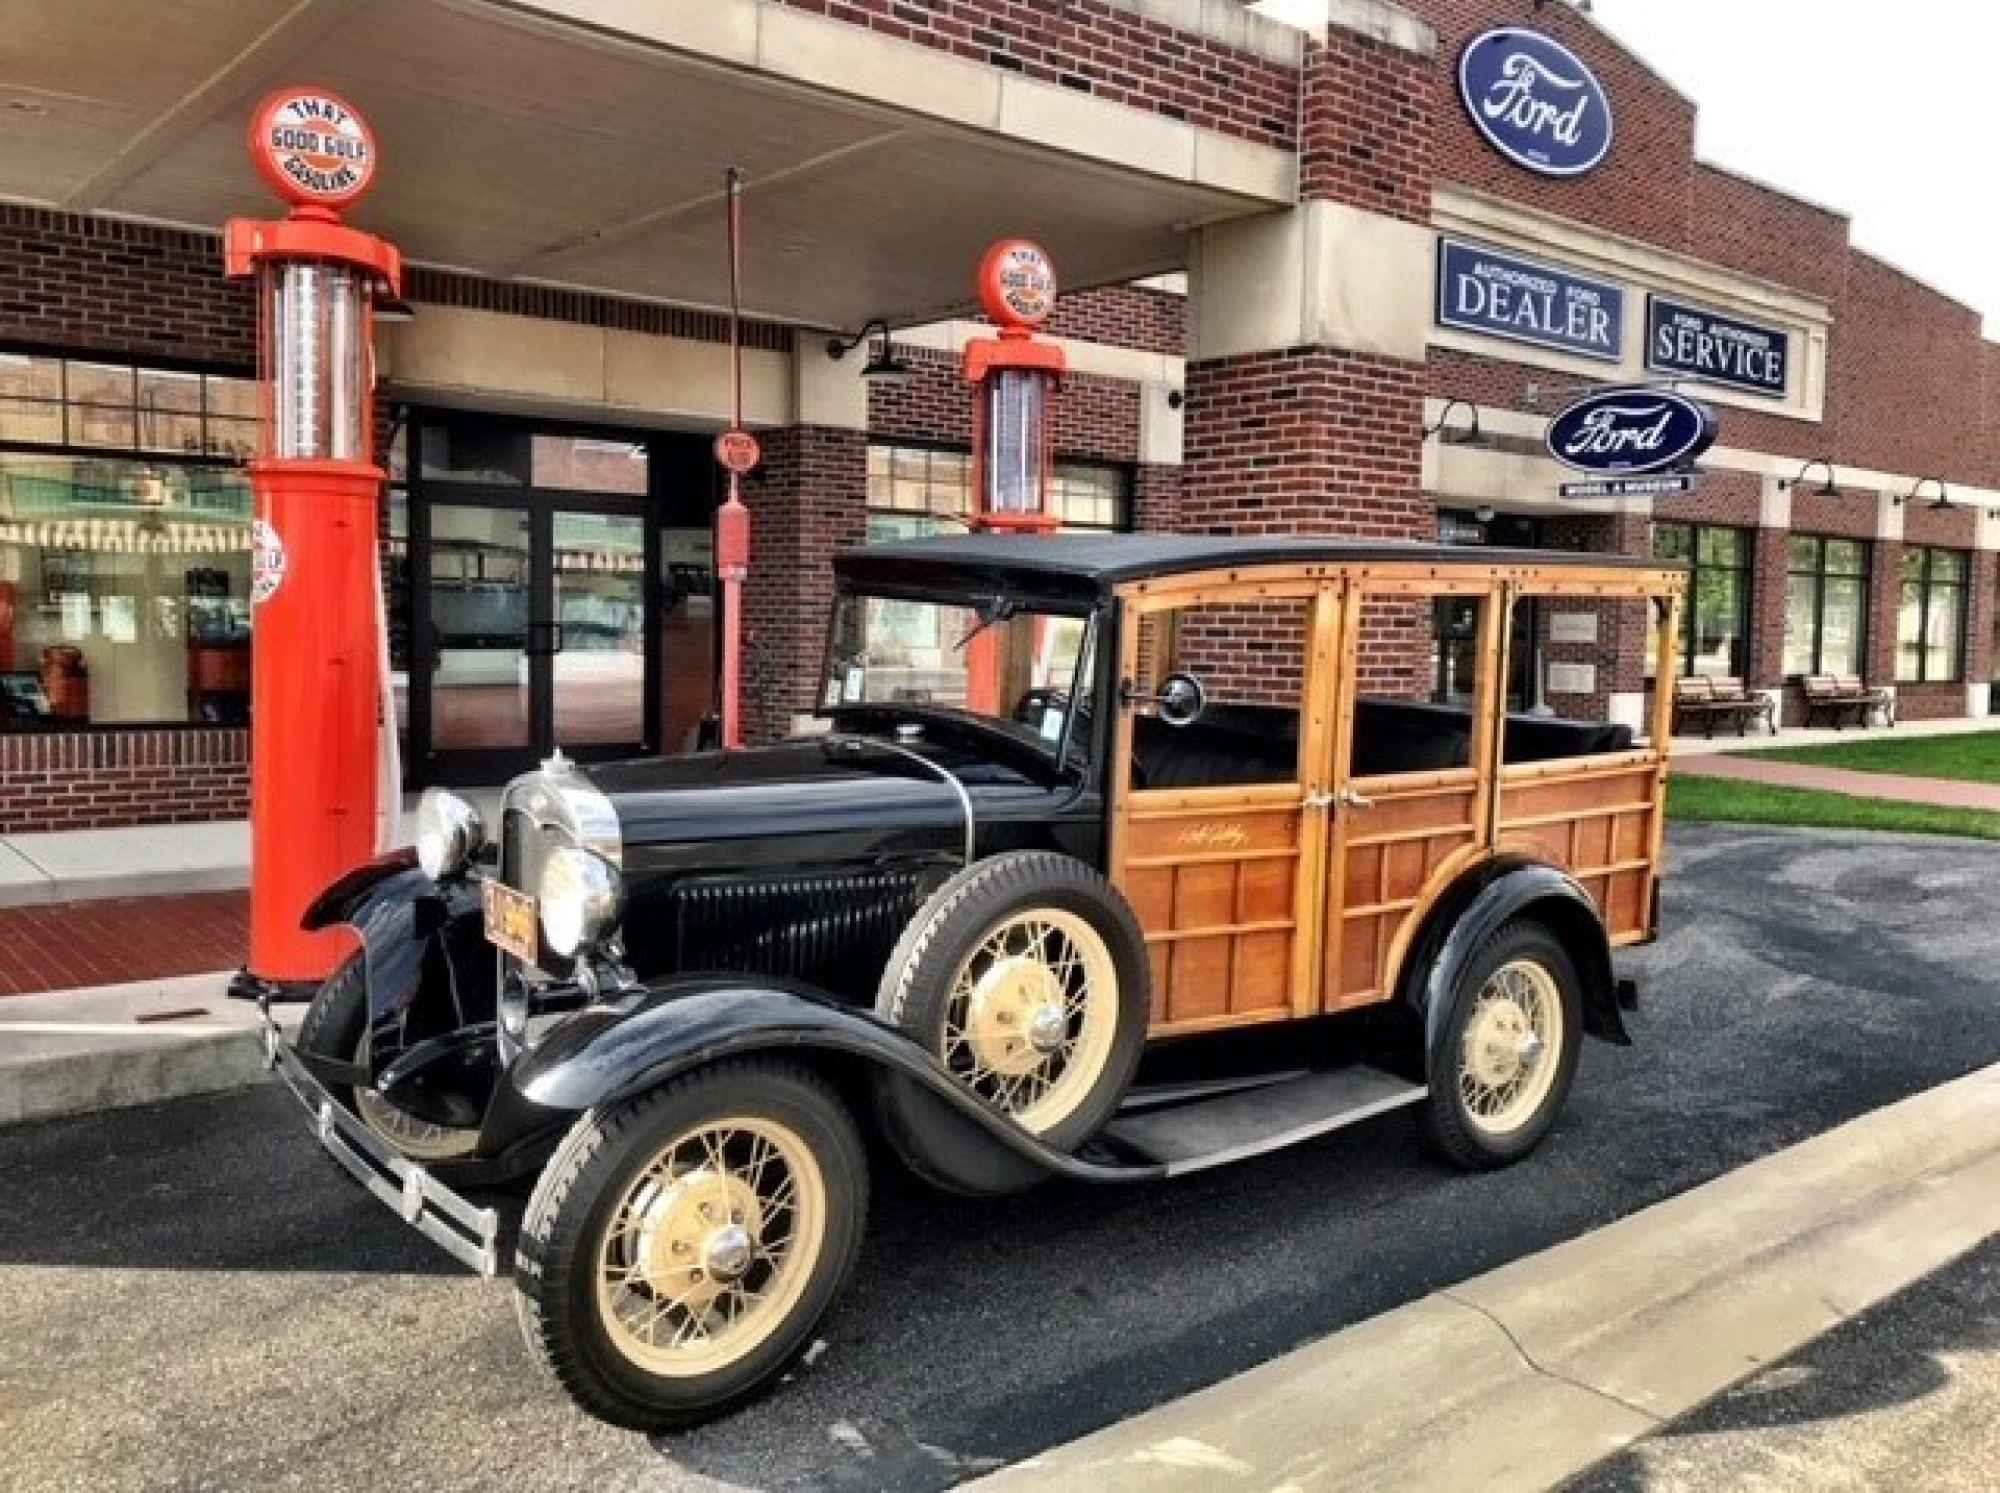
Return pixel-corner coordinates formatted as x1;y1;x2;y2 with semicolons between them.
668;867;932;999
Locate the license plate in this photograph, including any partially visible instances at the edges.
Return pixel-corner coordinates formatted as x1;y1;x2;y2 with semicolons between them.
482;879;538;962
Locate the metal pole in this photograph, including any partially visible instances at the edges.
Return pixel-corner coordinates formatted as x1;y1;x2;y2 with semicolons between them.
716;166;750;749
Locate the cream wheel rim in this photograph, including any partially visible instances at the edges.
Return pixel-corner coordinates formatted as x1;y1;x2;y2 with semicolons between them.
354;1026;478;1161
941;907;1119;1135
1457;959;1563;1138
594;1117;827;1377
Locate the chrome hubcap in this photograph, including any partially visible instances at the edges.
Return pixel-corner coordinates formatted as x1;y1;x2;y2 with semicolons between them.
701;1223;755;1284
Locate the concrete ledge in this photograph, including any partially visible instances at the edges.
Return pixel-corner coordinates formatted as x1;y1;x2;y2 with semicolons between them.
0;819;250;908
0;974;296;1125
975;1062;2000;1491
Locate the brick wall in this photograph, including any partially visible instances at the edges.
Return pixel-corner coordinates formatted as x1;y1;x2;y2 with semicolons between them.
1043;283;1185;356
741;425;869;743
1181;346;1433;696
0;728;249;834
1689;163;1848;303
769;0;1301;148
1829;252;1987;483
1298;24;1434;224
0;206;251;365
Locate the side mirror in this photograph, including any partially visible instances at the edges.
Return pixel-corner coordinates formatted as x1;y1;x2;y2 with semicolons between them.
1122;672;1206;727
1158;673;1205;727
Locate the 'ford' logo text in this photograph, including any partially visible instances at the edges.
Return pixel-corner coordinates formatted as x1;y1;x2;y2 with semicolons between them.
1545;388;1718;476
1459;28;1613;178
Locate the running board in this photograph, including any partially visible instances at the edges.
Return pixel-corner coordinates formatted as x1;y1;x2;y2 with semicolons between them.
1096;1066;1426;1176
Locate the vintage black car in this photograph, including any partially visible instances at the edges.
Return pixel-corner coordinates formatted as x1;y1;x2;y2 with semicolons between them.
264;532;1685;1432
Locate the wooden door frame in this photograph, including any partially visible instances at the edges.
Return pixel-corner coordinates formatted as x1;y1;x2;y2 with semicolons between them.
1107;573;1340;1034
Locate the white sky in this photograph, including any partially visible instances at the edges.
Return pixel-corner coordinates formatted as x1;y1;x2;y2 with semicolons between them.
1251;0;1998;330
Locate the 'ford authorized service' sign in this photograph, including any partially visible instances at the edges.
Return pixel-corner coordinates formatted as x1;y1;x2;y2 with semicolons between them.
1545;387;1719;475
1437;240;1624;362
1647;297;1790;398
1459;29;1613;177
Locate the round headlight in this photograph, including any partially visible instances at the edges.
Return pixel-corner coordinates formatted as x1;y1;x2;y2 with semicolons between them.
414;788;484;882
539;846;622;958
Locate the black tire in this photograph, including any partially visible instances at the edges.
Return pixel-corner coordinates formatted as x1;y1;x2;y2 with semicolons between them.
295;952;479;1163
513;1059;868;1434
1421;920;1584;1171
875;851;1149;1157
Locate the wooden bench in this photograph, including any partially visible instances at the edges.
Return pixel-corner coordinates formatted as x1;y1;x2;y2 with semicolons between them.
1802;673;1895;729
1674;675;1777;737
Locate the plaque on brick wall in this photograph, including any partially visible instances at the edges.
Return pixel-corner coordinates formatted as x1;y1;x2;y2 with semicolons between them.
1550;612;1599;645
1647;296;1790;398
1547;662;1597;696
1436;239;1624;362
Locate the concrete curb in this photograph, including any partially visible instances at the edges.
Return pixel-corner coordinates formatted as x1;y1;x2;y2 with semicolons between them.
0;973;297;1125
973;1061;2000;1492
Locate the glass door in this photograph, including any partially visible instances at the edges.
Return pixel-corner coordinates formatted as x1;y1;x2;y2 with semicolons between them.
423;499;535;782
550;506;648;757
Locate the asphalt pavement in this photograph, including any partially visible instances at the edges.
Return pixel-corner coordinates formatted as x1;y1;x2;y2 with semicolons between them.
1565;1234;2000;1493
4;823;2000;1492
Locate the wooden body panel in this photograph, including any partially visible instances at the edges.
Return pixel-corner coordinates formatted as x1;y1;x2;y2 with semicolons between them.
1105;561;1686;1040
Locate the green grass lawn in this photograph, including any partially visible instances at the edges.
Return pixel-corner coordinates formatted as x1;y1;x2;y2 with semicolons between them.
1668;775;2000;841
1743;729;2000;784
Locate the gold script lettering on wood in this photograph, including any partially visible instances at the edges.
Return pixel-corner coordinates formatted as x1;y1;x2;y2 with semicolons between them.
1177;822;1250;851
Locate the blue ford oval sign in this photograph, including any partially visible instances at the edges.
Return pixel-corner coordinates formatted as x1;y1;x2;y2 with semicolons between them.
1545;388;1718;475
1459;28;1613;178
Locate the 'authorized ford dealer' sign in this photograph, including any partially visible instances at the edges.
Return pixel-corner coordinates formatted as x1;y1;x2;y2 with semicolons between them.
1545;386;1719;475
1436;240;1624;362
1459;29;1614;178
1647;296;1790;398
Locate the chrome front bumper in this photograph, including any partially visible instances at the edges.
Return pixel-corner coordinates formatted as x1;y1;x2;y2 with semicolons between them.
259;1004;501;1278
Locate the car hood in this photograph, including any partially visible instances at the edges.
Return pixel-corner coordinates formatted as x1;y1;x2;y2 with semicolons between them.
585;735;969;871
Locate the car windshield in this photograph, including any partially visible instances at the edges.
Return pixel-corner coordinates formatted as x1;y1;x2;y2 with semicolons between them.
822;590;1095;753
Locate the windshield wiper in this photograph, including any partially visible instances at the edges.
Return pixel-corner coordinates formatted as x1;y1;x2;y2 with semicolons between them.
952;596;1018;652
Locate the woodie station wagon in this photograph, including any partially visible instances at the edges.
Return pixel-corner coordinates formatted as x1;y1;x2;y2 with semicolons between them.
263;532;1687;1431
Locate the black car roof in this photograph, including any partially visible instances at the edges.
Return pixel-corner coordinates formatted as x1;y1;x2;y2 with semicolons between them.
837;531;1669;597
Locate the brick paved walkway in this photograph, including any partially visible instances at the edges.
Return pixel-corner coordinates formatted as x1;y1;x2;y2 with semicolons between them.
1673;753;2000;812
0;892;247;996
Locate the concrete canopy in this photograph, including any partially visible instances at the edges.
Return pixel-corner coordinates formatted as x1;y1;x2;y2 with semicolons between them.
0;0;1295;330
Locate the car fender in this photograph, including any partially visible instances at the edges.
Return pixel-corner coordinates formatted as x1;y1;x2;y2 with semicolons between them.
481;977;1156;1189
301;849;493;1066
1402;859;1629;1073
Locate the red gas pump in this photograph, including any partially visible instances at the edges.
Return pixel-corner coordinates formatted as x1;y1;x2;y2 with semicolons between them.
224;88;401;1000
965;239;1066;532
962;241;1065;712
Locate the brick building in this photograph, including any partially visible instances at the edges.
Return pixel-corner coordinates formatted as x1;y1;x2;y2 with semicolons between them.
1;0;1995;830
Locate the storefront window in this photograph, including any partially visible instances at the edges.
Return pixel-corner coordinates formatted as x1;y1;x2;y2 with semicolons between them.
865;442;1130;542
1897;547;1966;683
1651;522;1751;678
1784;536;1869;676
0;451;253;728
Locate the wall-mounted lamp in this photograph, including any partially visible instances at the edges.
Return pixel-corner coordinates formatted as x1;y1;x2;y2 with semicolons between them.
1780;457;1839;496
825;318;913;386
1423;398;1495;448
1894;476;1952;511
1167;389;1185;412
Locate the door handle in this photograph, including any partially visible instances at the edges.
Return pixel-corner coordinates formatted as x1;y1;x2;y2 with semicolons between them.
1303;790;1334;810
1338;787;1375;811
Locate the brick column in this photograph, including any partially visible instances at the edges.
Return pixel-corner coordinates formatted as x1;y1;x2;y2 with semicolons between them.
741;425;867;745
1181;5;1437;692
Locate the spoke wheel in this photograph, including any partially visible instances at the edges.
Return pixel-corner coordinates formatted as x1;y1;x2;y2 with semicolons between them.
515;1060;867;1434
1456;959;1563;1138
593;1117;826;1378
297;953;478;1165
1422;920;1583;1171
939;908;1119;1135
875;852;1150;1189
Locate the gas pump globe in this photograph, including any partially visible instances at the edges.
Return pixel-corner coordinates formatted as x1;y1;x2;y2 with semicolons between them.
224;88;403;1001
965;240;1066;532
